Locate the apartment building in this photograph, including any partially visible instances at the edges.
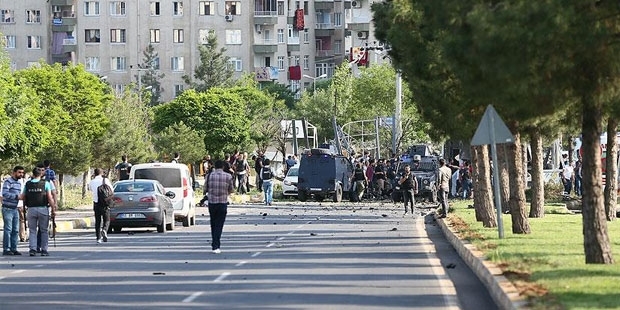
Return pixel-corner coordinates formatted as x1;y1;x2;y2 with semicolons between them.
1;0;376;102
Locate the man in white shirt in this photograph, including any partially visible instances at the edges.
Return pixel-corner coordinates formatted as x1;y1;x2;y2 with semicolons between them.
562;161;574;195
89;168;113;244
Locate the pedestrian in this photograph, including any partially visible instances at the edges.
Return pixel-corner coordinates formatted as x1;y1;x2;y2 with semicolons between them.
398;164;418;215
561;160;574;196
460;161;473;199
89;168;113;244
260;159;275;206
115;155;132;181
20;167;56;256
437;158;452;218
235;152;250;194
203;160;234;254
352;163;367;202
2;166;25;256
171;152;180;163
254;152;265;192
574;156;583;197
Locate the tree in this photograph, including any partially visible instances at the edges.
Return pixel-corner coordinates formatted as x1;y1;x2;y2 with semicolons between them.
261;81;298;109
138;44;165;106
183;30;233;92
154;121;205;163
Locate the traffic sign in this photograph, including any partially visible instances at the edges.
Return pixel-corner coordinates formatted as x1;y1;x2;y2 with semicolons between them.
471;105;514;146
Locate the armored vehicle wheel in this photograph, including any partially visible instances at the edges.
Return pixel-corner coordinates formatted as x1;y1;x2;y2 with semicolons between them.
333;184;343;202
314;194;325;202
430;189;438;203
298;191;308;202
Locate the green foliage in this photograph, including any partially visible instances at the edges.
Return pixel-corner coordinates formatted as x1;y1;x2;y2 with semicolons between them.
261;81;298;109
138;44;165;106
154;121;205;163
183;30;233;92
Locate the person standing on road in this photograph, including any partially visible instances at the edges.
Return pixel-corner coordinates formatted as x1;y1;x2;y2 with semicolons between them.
253;153;265;192
204;160;234;254
437;158;452;218
2;166;25;256
115;155;132;181
20;167;55;256
260;159;275;206
89;168;113;244
352;163;367;202
398;164;418;215
235;153;250;194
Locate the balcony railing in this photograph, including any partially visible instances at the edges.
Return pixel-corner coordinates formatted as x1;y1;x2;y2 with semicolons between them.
63;38;76;45
255;38;277;45
316;49;335;57
254;10;277;16
287;38;300;45
315;23;335;29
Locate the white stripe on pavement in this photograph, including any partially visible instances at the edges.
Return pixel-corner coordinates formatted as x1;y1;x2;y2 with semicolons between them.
214;272;230;282
182;291;203;303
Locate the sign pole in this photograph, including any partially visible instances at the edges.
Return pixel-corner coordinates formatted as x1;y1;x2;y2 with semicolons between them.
489;113;505;239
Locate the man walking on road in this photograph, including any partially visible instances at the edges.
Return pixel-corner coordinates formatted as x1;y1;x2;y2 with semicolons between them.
398;164;418;215
89;168;113;244
20;167;55;256
115;155;132;181
2;166;25;255
437;158;452;218
203;160;234;254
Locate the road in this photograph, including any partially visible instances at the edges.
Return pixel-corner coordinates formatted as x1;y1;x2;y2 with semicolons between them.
0;201;496;310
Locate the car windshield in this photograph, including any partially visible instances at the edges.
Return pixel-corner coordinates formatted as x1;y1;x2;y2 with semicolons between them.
133;168;182;187
411;161;436;172
115;182;155;193
287;167;299;177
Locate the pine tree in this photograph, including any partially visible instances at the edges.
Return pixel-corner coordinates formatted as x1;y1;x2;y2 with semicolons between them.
183;30;234;92
138;44;165;106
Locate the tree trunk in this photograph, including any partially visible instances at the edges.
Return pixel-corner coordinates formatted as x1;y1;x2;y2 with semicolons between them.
58;174;65;209
581;98;613;264
497;144;511;213
604;119;618;221
472;145;482;222
522;142;529;188
81;170;89;200
507;131;531;234
473;145;496;227
529;129;545;218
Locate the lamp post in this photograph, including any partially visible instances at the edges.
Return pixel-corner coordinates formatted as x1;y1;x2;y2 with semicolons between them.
303;73;327;93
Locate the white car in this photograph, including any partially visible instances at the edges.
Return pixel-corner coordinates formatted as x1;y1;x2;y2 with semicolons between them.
282;165;299;198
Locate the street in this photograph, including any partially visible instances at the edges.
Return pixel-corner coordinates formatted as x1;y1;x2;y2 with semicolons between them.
0;202;496;309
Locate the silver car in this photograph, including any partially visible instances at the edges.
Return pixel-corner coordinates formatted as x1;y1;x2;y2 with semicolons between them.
108;180;176;233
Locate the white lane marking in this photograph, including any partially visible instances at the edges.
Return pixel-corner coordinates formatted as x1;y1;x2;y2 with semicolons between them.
266;243;275;248
286;231;295;235
251;252;261;257
182;291;203;303
0;277;5;280
296;225;304;229
235;261;247;267
11;270;25;274
68;257;78;260
213;272;230;282
277;237;285;241
34;264;44;268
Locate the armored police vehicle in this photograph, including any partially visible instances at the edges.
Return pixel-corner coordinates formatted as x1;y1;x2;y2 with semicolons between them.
297;148;354;202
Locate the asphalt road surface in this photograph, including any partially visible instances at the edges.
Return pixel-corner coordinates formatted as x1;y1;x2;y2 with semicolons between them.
0;201;496;310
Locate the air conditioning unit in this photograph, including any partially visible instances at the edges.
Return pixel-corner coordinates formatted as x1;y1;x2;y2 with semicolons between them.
357;31;369;39
53;6;62;13
352;1;362;9
255;24;263;33
225;14;233;22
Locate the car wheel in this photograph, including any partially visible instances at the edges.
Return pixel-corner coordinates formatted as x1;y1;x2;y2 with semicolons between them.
157;213;166;233
298;191;308;202
333;184;343;202
190;214;196;226
166;214;175;231
182;215;190;227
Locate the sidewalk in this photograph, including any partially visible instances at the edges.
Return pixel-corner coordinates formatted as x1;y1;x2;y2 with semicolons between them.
0;204;95;233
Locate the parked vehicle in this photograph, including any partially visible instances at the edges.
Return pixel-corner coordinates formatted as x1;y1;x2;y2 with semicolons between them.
108;180;176;233
129;163;197;227
282;165;300;198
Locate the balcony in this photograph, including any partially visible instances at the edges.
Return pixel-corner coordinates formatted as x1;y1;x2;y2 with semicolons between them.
253;38;278;53
316;49;335;58
254;15;277;25
315;2;334;10
50;0;74;5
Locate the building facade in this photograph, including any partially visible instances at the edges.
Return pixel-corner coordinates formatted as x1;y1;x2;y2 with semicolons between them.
1;0;377;102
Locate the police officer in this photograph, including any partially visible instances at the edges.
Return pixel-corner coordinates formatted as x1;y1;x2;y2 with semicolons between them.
352;163;367;202
399;164;418;215
20;167;55;256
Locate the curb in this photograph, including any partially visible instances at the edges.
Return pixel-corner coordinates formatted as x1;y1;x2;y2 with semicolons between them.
55;217;94;232
435;214;528;310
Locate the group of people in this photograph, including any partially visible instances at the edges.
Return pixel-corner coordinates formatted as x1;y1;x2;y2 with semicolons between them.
2;161;59;257
560;154;583;197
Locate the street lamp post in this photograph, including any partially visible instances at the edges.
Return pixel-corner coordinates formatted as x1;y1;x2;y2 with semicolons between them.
303;73;327;93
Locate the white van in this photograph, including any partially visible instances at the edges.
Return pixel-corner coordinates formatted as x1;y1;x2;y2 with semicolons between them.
129;163;196;227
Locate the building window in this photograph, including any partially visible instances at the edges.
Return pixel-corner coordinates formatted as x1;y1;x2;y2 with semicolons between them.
277;56;285;71
277;1;284;15
26;10;41;23
27;36;41;49
303;55;309;70
150;29;160;43
287;25;300;44
110;29;126;43
290;80;300;99
84;2;100;16
277;29;284;44
173;29;184;43
150;2;160;16
294;55;300;66
228;58;242;72
111;57;127;71
199;1;214;15
334;13;342;27
225;30;241;45
85;29;101;43
173;2;183;16
303;29;309;43
110;2;126;16
85;56;100;71
334;40;342;54
1;10;15;23
171;56;184;71
152;57;160;70
304;1;308;14
113;84;125;96
4;35;16;48
174;84;184;97
225;1;241;15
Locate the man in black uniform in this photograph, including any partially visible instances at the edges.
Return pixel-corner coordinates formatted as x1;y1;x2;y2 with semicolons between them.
352;163;367;202
20;167;55;256
398;165;418;215
115;155;132;181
